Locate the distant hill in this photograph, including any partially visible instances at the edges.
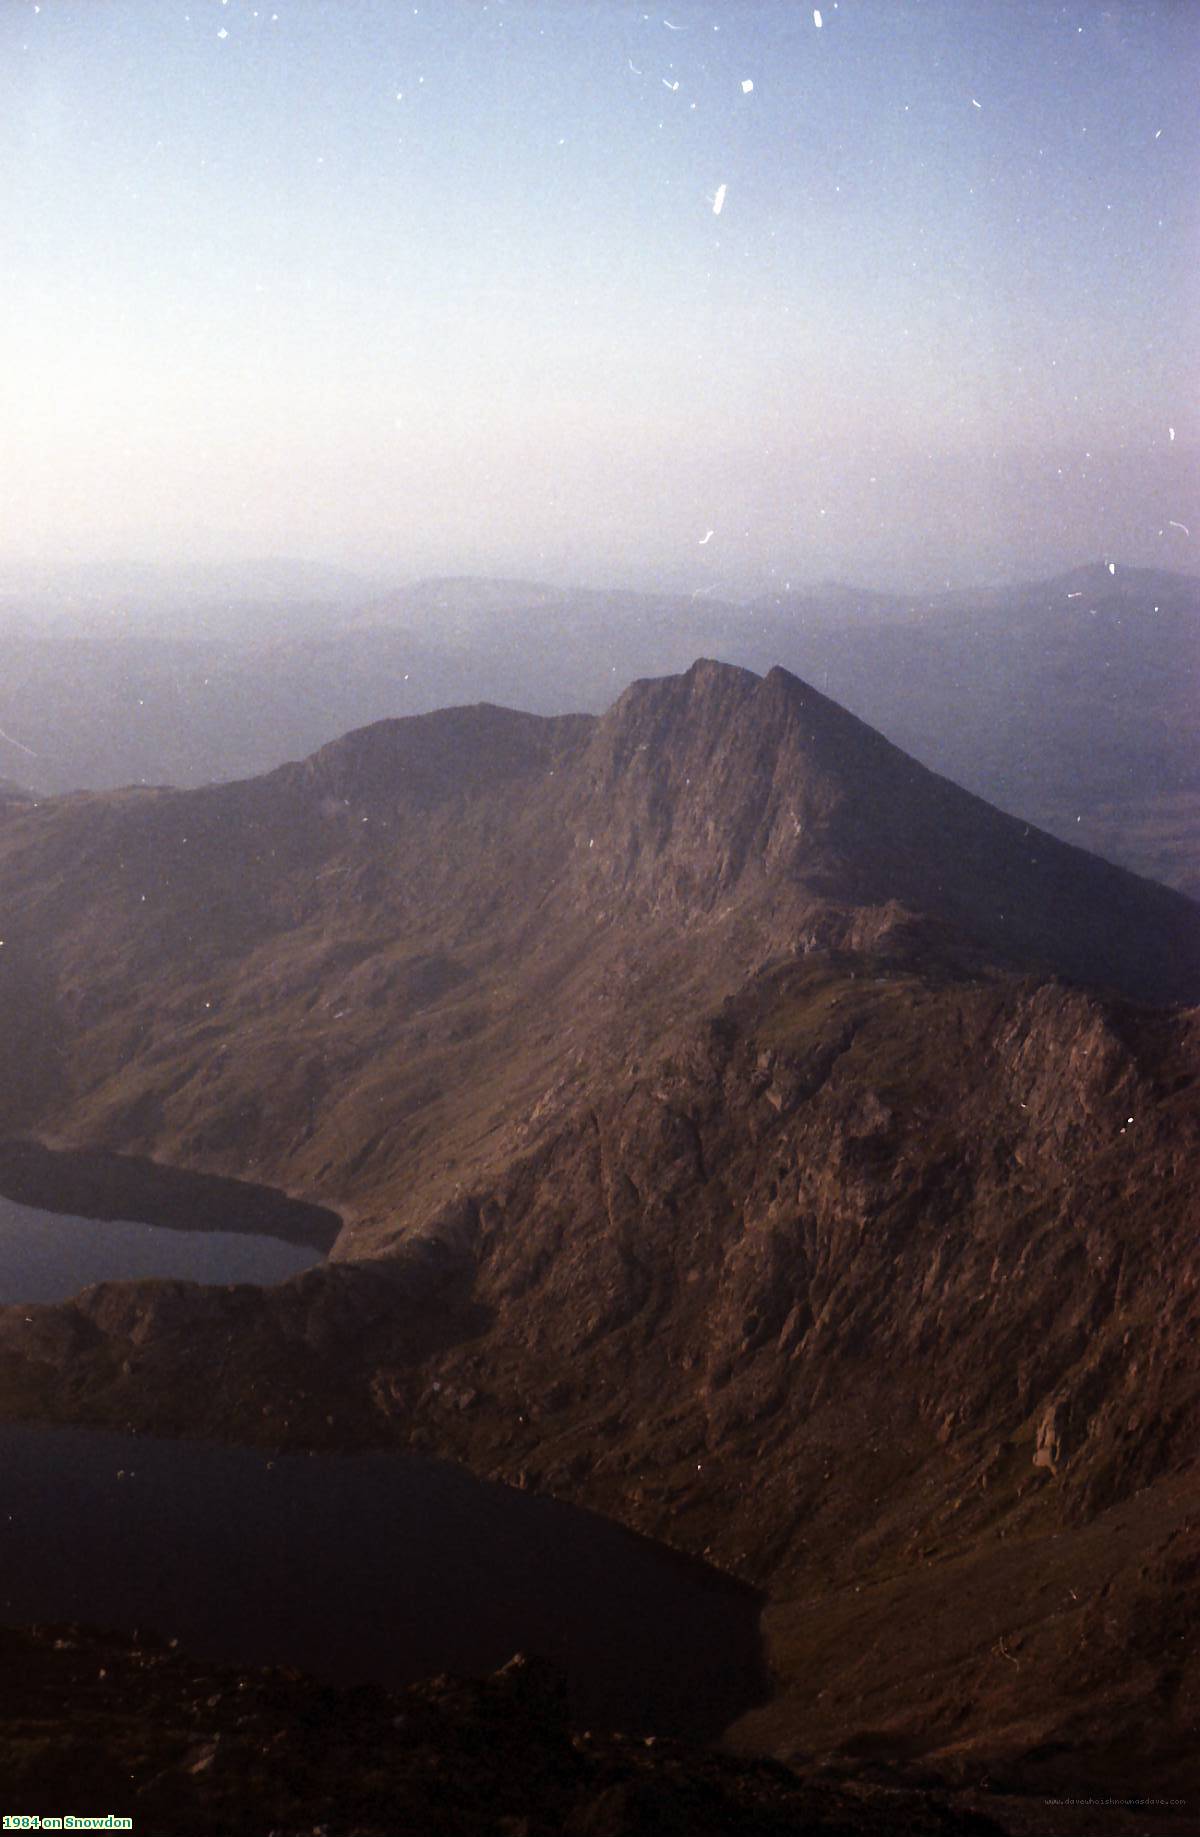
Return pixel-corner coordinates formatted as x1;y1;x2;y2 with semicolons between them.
0;556;377;643
0;554;374;612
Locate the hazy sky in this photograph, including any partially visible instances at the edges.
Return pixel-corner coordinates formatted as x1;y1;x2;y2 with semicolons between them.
2;0;1196;590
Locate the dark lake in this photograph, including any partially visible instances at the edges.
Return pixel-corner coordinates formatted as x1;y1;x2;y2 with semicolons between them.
0;1192;322;1302
0;1423;766;1739
0;1141;340;1303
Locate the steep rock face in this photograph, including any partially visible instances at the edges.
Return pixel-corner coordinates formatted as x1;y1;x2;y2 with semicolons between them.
564;662;850;910
566;661;1199;1000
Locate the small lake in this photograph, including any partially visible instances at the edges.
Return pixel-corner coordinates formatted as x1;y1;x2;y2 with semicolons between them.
0;1192;322;1302
0;1140;340;1303
0;1423;766;1739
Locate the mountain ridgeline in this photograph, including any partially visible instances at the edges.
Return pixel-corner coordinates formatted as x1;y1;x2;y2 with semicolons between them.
0;661;1198;1806
2;562;1197;902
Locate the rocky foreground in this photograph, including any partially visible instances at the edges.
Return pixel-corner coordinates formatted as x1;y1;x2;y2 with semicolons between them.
13;1621;1191;1837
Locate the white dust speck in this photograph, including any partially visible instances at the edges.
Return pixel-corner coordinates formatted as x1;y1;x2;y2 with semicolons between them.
217;25;228;37
699;530;714;545
813;8;822;26
663;17;686;28
1107;561;1116;575
712;182;727;214
741;78;754;93
971;97;982;109
1169;426;1175;441
1168;520;1191;536
1155;128;1162;140
663;77;679;90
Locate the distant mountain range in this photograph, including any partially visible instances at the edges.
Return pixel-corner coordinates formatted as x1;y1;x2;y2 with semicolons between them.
0;663;1198;1798
0;561;1195;898
0;555;375;619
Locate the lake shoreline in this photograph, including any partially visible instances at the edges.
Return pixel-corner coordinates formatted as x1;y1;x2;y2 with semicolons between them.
0;1137;341;1249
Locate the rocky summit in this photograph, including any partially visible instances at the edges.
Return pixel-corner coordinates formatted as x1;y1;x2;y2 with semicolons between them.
0;661;1198;1831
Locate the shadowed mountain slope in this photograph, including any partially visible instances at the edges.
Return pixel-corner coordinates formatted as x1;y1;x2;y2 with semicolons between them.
552;661;1197;1002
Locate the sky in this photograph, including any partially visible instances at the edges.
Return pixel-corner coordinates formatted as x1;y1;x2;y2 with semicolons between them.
1;0;1197;593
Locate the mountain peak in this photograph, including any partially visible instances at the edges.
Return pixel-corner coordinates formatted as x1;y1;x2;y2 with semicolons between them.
570;660;1199;1002
629;655;761;701
684;656;758;685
